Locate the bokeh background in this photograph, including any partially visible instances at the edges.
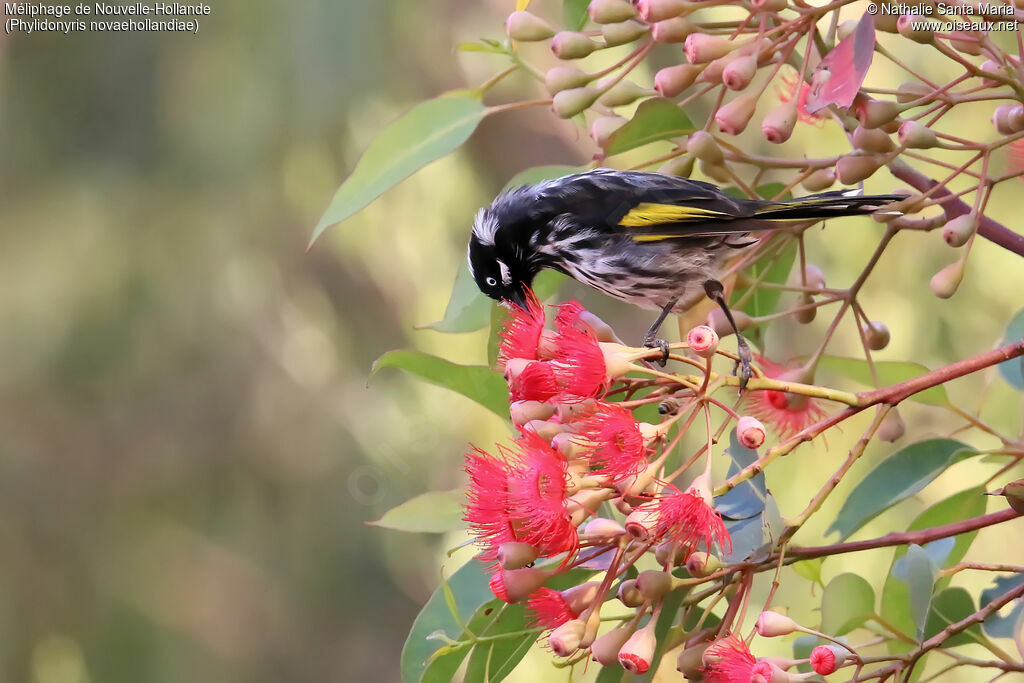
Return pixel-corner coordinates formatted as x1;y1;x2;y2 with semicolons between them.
0;1;1022;682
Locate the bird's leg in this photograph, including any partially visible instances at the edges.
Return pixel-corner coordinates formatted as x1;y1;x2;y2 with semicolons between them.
703;279;752;390
642;296;679;367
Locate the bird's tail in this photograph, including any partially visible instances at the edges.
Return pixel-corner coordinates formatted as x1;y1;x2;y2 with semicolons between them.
752;189;905;221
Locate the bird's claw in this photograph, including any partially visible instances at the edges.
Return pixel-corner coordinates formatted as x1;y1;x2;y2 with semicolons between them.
644;337;671;367
735;338;753;391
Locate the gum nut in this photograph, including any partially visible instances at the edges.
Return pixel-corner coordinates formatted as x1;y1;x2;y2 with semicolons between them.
601;20;649;47
552;86;600;118
857;99;901;129
591;626;635;666
802;168;836;192
505;11;556;41
617;578;644;607
636;570;673;600
863;320;891;350
897;120;938;148
877;407;905;442
897;13;933;43
929;260;964;299
942;214;975;247
638;0;689;23
896;80;932;103
588;0;638;24
722;54;757;90
852;125;894;153
686;130;724;164
835;155;881;185
715;94;758;135
794;293;816;324
551;31;598;59
707;308;752;337
651;16;694;42
545;66;592;94
761;100;797;144
655;64;701;97
598;79;649;107
684;33;732;63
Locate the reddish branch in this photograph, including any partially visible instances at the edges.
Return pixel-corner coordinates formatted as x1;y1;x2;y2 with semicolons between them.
889;160;1024;258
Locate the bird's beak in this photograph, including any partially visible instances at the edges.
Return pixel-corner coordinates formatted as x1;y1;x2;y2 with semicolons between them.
506;288;529;311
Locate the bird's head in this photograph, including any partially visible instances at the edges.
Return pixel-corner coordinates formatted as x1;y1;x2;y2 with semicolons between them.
467;207;536;309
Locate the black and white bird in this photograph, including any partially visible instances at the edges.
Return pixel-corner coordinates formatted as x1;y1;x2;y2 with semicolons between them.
467;169;901;381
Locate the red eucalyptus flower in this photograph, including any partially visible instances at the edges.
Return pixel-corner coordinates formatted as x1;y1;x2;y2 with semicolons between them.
655;478;731;558
576;402;650;482
526;587;576;631
702;634;771;683
747;356;826;438
499;289;546;366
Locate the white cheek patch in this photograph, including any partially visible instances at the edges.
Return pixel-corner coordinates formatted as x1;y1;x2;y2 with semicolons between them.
497;259;512;287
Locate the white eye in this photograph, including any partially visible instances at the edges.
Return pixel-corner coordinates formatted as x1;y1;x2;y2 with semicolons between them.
485;276;498;287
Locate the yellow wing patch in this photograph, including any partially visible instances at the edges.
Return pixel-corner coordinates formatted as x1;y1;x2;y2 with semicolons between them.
618;202;725;227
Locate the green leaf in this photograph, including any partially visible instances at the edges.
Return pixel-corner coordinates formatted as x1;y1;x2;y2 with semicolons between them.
458;41;508;54
369;489;464;533
718;431;768;562
563;0;590;31
881;487;986;652
372;350;508;418
401;561;494;683
826;439;978;540
925;588;985;648
603;98;695;157
504;165;583;191
998;307;1024;389
981;574;1024;637
817;357;950;407
312;95;489;244
792;558;824;587
463;603;536;683
422;263;493;333
892;544;937;641
821;573;875;635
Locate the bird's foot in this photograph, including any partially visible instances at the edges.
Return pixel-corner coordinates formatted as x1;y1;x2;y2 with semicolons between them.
643;336;671;367
734;336;753;391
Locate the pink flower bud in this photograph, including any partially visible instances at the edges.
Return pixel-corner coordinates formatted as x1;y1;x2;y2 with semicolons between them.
591;625;636;665
942;214;976;248
658;154;695;177
590;115;627;147
545;66;592;94
930;260;964;299
696;55;728;84
588;0;638;24
897;120;938;149
895;80;932;103
801;168;835;192
897;13;933;43
722;54;757;90
496;542;539;569
857;98;902;129
624;503;659;540
707;308;752;337
636;569;673;600
737;416;767;449
552;87;599;118
637;0;689;22
655;541;688;566
617;578;644;607
715;94;758;135
686;130;724;164
583;516;626;539
509;400;556;427
835;154;882;185
810;645;848;675
878;406;905;442
548;618;586;657
993;104;1024;134
676;641;711;676
601;19;649;47
598;79;650;107
685;551;723;577
687;324;719;357
761;100;797;144
685;33;732;63
618;621;657;673
551;31;598;59
654;64;701;97
505;10;556;41
755;610;800;637
561;581;603;613
852;125;894;154
490;567;555;603
651;16;694;42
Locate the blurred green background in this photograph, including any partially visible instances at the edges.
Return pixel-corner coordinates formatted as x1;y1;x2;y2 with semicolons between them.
1;1;1022;682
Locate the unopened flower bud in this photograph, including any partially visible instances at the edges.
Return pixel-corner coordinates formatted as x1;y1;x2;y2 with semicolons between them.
591;625;637;665
523;419;566;441
755;610;800;637
716;94;758;135
685;551;723;577
803;264;826;290
583;516;626;539
490;567;555;603
873;5;900;32
942;213;976;247
992;104;1024;134
598;79;650;107
651;16;695;42
636;569;673;600
551;31;598;59
552;86;600;118
638;0;689;22
737;415;767;449
835;154;882;185
896;80;932;103
697;55;729;85
687;324;719;357
677;641;711;676
506;10;556;41
602;20;649;46
686;130;724;164
700;159;732;184
588;0;638;24
930;260;964;299
722;54;758;90
949;30;983;55
857;99;902;129
802;168;836;192
617;578;644;607
878;406;905;442
898;120;938;148
985;478;1024;514
567;488;611;526
655;541;688;567
794;292;816;324
590;115;627;146
545;66;592;94
707;308;753;337
852;125;894;153
549;618;586;657
562;581;603;613
618;621;658;673
762;99;798;143
810;645;848;675
496;542;539;570
624;503;660;541
979;59;1006;86
897;13;934;43
863;320;891;350
509;400;557;427
556;398;596;422
659;154;695;177
655;64;701;97
685;33;732;63
552;431;586;459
